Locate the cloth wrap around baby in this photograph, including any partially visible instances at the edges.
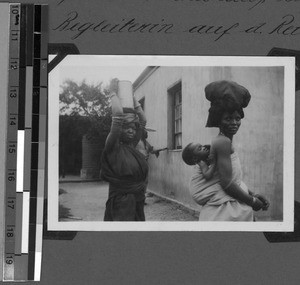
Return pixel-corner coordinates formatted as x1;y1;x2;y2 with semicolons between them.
190;152;253;221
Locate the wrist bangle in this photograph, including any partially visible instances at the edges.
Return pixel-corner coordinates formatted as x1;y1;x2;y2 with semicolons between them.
134;103;141;109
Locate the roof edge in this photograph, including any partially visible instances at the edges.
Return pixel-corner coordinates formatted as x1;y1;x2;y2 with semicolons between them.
133;66;159;91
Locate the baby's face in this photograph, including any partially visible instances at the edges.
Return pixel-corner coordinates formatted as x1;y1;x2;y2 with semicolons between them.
191;143;209;162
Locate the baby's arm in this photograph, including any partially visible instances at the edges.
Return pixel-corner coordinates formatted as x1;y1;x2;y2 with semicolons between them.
198;161;216;180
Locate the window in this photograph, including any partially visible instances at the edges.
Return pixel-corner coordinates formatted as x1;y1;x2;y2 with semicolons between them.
168;82;182;150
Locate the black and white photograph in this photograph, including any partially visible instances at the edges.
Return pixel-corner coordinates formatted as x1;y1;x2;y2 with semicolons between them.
48;55;294;231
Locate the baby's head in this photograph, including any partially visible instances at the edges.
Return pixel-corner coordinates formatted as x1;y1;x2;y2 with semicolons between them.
182;143;210;165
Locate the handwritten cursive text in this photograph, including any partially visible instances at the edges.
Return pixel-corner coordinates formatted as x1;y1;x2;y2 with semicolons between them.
53;11;175;39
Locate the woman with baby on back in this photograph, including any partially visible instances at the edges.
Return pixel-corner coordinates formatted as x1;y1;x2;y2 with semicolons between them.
183;80;269;221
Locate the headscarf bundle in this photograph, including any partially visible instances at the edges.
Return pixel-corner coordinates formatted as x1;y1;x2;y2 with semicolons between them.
122;108;140;127
205;80;251;127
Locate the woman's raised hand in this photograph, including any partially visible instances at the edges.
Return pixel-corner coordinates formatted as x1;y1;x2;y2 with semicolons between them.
109;78;119;95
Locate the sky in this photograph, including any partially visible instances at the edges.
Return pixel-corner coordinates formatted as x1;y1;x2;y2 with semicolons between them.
49;55;147;87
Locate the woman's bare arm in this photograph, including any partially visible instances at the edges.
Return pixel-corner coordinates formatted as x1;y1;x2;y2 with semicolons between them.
132;97;147;146
104;79;123;152
214;136;263;210
133;97;146;127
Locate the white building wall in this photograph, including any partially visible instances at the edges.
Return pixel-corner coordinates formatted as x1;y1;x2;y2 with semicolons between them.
134;66;284;221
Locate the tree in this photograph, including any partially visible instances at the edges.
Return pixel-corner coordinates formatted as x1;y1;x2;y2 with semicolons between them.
59;80;112;176
59;79;112;137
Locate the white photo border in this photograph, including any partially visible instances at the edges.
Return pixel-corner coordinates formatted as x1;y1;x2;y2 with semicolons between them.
48;55;295;232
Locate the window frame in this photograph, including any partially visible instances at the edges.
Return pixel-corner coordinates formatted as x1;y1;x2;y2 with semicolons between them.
167;81;182;150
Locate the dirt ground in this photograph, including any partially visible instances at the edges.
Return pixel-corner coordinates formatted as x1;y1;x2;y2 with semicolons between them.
144;194;198;221
59;181;198;222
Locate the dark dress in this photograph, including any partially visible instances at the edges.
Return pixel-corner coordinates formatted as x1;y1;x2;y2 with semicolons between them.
101;115;148;221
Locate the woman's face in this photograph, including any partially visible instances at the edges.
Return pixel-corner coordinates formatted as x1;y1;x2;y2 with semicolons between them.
219;111;242;137
121;122;137;143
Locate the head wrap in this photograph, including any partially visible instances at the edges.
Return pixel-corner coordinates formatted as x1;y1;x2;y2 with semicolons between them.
122;108;156;132
205;80;251;127
122;108;140;127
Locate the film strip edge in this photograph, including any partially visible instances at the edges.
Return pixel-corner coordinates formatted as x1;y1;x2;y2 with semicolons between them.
4;3;21;281
3;3;48;281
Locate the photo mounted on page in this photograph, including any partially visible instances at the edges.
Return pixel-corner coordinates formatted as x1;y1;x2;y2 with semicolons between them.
48;55;294;232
